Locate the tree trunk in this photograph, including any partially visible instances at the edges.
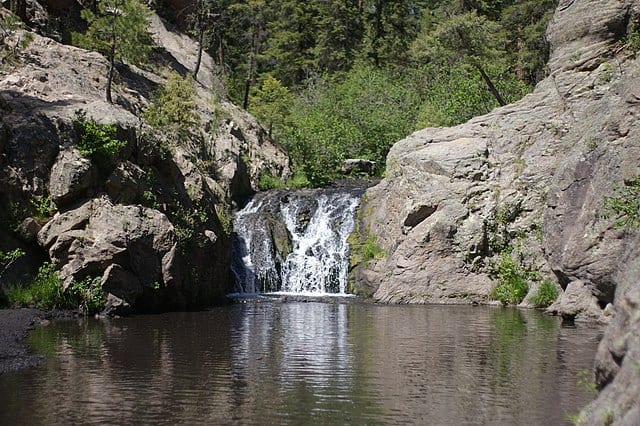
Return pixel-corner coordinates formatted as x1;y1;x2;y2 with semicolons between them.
193;26;204;80
106;32;116;104
474;63;506;106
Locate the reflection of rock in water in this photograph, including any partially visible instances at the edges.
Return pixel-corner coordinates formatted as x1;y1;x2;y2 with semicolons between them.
232;188;363;294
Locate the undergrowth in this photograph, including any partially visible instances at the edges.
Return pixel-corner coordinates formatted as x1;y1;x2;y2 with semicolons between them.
7;263;106;315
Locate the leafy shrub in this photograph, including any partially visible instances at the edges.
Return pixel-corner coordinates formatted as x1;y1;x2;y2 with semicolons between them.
143;72;200;140
281;65;421;186
74;110;126;170
68;276;106;315
7;263;69;310
491;251;529;305
258;171;286;191
625;18;640;51
7;263;106;314
257;171;310;191
603;175;640;229
30;196;57;223
530;279;558;307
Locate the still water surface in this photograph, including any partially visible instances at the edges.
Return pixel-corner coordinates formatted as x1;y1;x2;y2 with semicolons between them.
0;301;601;425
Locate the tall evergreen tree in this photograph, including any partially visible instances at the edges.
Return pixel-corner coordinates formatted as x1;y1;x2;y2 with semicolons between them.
313;0;362;74
361;0;425;67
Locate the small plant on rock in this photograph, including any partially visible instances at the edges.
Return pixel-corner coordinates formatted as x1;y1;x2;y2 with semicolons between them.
74;110;126;171
490;250;529;305
603;175;640;229
30;196;57;223
530;279;558;307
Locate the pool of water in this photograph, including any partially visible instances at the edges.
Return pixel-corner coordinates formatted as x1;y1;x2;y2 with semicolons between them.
0;302;602;424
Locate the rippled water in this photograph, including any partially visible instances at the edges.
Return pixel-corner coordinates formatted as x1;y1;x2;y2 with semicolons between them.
0;302;601;425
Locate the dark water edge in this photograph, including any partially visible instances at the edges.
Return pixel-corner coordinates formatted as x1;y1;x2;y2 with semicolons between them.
0;302;602;425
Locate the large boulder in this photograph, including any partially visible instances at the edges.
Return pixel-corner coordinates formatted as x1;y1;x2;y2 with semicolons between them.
48;148;97;208
38;197;176;306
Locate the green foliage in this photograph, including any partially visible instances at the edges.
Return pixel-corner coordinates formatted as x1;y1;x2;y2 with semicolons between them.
72;0;153;64
74;110;126;170
281;65;421;186
169;202;209;244
349;228;386;268
143;72;201;140
30;196;57;223
249;75;294;136
531;279;558;307
603;175;640;229
7;263;106;314
7;263;68;310
72;0;152;101
0;248;24;278
490;250;529;305
68;276;106;315
257;171;285;191
625;18;640;51
0;11;33;65
0;248;24;266
257;170;310;191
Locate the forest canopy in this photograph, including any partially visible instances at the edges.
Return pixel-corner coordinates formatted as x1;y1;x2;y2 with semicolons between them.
70;0;557;186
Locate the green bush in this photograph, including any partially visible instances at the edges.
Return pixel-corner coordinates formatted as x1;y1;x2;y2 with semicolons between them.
531;279;558;307
7;263;69;310
258;171;286;191
68;276;106;315
7;263;106;314
143;72;200;140
491;251;529;305
281;65;421;186
30;196;57;223
74;110;126;170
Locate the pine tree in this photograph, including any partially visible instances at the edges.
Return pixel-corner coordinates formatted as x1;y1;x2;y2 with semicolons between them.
73;0;153;103
361;0;426;67
412;10;509;105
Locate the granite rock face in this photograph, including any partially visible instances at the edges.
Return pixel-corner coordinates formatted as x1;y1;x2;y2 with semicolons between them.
355;1;640;421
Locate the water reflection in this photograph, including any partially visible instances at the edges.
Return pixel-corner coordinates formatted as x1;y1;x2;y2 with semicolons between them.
0;303;601;424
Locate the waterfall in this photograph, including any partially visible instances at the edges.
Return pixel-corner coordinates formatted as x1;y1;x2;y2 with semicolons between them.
232;188;363;295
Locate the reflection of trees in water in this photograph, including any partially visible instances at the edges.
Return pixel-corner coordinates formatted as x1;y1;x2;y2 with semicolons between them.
0;304;601;424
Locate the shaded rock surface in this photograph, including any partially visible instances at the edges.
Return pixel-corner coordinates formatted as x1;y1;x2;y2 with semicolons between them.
354;0;640;422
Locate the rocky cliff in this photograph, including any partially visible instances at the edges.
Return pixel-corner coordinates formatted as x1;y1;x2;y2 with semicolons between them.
0;2;289;312
354;0;640;422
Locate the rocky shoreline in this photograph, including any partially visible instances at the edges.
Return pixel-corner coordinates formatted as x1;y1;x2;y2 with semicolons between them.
0;308;75;375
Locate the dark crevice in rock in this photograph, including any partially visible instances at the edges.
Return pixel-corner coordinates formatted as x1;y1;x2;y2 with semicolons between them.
403;205;438;228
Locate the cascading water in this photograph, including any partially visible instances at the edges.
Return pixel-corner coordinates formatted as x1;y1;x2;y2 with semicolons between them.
232;188;363;295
